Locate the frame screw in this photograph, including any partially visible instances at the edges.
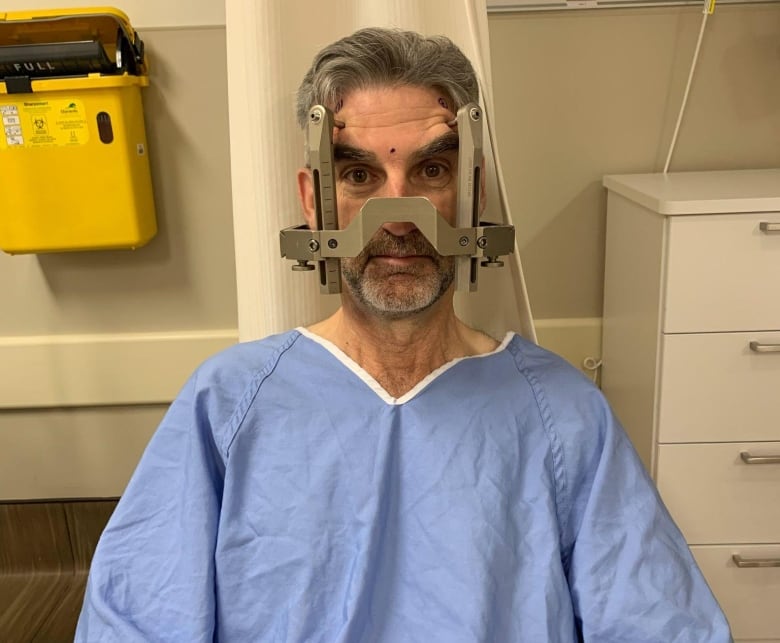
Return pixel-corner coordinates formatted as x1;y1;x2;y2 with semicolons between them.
481;257;504;268
292;260;315;272
327;238;338;249
470;107;481;121
308;239;320;252
477;236;488;249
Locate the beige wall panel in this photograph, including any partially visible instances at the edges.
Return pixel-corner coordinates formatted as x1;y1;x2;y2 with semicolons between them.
0;405;164;500
489;5;780;319
0;28;236;337
0;26;236;498
534;317;602;377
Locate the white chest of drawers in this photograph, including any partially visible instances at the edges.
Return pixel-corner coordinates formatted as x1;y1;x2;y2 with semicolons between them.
601;169;780;643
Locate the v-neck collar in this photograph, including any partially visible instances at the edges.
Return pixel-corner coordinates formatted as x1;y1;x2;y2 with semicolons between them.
296;327;515;406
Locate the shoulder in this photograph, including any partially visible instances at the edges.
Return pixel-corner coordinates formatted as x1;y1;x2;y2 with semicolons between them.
502;333;635;520
503;333;607;423
193;328;303;387
503;332;627;462
188;327;307;410
167;329;307;455
196;330;301;378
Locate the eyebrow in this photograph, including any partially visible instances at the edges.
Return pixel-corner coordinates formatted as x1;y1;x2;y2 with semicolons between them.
333;144;377;163
409;131;460;165
332;131;460;166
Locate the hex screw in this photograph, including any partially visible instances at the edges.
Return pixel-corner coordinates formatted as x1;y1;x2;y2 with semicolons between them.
308;239;320;252
459;236;469;247
327;238;338;249
476;236;488;249
470;107;481;121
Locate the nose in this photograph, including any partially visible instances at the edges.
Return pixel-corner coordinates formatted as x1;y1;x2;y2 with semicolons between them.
382;220;418;237
381;173;412;199
378;175;417;237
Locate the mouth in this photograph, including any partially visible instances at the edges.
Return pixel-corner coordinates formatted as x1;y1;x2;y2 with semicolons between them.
371;254;432;265
358;230;439;268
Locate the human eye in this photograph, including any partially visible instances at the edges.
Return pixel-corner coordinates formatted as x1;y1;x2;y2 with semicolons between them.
424;163;443;178
415;160;452;188
338;164;383;195
343;166;370;185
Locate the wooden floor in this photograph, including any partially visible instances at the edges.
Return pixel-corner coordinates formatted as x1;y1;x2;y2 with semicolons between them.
0;500;117;643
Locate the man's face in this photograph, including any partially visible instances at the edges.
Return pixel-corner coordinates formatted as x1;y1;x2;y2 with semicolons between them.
298;84;460;319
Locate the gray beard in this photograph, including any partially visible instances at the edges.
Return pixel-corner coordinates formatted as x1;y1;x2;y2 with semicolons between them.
341;229;456;319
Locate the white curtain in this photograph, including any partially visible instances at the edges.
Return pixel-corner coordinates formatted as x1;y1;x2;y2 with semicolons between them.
225;0;535;343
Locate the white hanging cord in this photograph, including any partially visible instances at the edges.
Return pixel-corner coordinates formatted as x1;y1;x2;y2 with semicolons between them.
582;356;603;387
464;1;538;343
663;0;716;174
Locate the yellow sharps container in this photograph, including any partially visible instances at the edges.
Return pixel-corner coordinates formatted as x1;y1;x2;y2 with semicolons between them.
0;7;156;253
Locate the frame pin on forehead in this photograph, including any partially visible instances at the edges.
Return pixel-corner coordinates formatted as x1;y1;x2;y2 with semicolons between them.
279;102;515;294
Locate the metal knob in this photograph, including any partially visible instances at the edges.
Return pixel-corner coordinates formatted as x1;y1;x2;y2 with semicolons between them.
292;260;315;272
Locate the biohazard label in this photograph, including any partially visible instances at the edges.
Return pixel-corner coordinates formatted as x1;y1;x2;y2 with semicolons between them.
0;99;89;148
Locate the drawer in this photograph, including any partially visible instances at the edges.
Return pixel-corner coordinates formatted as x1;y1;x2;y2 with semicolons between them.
663;212;780;333
691;544;780;641
656;442;780;544
658;331;780;443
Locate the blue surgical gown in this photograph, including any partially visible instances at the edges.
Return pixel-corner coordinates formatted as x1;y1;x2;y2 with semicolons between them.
76;330;732;642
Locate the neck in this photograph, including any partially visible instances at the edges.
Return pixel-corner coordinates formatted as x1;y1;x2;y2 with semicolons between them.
308;290;499;397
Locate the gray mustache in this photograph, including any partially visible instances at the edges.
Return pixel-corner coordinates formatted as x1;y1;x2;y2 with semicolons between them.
360;229;439;259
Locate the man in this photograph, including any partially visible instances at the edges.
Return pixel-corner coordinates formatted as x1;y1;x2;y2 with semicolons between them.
77;28;732;641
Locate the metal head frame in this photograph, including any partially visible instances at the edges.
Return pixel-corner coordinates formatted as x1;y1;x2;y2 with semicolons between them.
279;102;515;294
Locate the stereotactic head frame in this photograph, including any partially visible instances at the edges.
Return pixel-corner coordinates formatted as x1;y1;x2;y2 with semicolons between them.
279;103;515;294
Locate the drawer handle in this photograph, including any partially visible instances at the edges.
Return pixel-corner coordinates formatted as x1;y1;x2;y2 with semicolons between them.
740;451;780;465
749;341;780;353
759;221;780;233
733;554;780;568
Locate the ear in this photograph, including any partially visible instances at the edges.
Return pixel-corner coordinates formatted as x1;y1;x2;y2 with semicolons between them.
297;168;317;229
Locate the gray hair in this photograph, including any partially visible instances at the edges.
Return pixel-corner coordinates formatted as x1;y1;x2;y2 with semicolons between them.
296;27;479;128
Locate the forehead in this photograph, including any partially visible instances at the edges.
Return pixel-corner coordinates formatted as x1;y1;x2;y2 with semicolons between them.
333;85;455;147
